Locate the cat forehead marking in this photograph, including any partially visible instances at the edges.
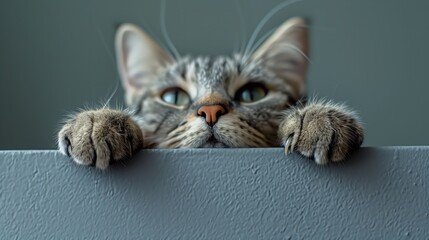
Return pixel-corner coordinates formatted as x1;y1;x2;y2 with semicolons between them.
181;57;235;89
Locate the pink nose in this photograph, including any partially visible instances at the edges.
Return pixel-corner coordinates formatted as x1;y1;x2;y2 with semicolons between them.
197;105;226;125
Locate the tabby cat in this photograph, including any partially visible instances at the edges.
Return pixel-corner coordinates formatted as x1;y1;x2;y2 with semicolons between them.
58;17;364;169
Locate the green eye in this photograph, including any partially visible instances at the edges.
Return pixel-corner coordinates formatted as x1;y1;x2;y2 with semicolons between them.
161;88;190;106
237;84;268;103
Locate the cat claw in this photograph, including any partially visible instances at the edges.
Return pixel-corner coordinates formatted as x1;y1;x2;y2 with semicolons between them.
284;134;297;155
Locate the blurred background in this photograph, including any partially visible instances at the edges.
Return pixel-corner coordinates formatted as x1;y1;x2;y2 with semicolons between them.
1;0;428;149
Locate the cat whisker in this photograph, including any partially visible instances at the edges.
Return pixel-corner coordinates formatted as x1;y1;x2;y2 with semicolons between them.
243;130;270;147
102;81;120;109
233;0;248;55
241;123;268;141
160;0;180;59
89;3;122;110
162;131;204;148
95;27;116;65
165;125;189;138
243;0;303;58
161;132;189;148
215;119;270;147
247;27;277;56
283;43;312;64
161;138;181;148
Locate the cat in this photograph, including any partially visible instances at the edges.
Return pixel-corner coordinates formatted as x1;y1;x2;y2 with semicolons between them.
58;17;364;169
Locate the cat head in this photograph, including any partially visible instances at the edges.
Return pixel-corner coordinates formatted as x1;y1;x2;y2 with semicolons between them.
115;18;309;148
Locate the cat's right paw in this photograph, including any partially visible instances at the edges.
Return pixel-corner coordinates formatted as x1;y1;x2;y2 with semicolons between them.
58;109;144;169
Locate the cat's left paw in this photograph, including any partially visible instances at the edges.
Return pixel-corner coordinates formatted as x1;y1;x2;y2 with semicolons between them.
279;102;364;164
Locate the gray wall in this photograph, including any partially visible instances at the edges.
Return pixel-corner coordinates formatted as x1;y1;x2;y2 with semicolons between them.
1;0;428;149
1;148;428;239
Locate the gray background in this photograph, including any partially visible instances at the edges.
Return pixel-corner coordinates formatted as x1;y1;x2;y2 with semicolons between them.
1;0;428;149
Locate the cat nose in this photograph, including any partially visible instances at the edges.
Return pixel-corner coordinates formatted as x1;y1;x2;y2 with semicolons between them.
197;105;226;126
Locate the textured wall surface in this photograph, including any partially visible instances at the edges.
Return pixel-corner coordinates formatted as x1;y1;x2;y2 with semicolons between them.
0;147;428;239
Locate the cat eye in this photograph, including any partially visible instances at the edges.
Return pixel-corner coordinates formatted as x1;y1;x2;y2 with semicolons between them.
236;83;268;103
161;88;190;106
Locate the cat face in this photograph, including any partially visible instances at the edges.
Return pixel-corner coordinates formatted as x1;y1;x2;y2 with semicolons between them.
115;18;309;148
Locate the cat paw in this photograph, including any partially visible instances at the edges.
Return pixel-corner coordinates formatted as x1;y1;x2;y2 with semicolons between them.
279;102;364;164
58;109;144;169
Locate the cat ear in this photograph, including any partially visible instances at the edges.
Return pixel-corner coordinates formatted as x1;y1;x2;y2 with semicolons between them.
251;17;309;99
115;24;174;104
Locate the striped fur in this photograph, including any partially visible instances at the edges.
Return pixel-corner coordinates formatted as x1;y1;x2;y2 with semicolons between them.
58;18;364;169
